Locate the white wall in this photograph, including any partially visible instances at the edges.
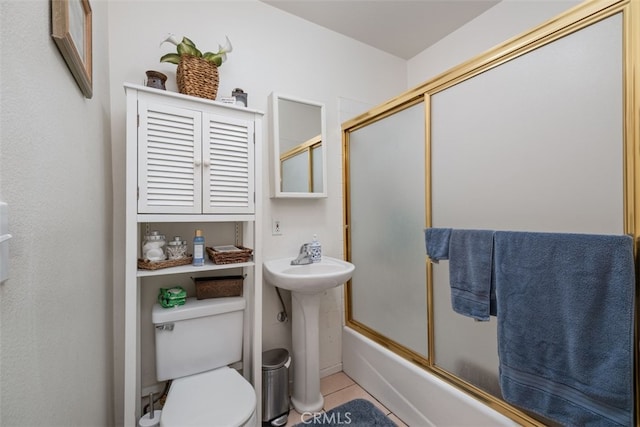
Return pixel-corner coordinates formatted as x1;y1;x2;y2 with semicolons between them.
0;0;114;426
107;1;406;422
407;0;583;87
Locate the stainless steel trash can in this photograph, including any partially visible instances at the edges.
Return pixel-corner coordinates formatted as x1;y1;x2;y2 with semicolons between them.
262;348;291;426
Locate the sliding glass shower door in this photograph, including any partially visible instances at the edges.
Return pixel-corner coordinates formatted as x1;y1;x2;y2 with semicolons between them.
345;101;428;361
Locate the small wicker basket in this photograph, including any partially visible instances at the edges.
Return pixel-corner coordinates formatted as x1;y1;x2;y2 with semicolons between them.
176;54;219;100
206;246;253;265
193;276;244;299
137;256;193;271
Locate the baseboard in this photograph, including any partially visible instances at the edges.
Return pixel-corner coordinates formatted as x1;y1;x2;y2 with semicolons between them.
320;362;343;378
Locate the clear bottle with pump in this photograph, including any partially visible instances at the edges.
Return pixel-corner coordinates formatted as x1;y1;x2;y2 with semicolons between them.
309;234;322;263
192;230;205;266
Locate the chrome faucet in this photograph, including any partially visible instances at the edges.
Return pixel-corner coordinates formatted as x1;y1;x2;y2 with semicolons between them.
291;243;313;265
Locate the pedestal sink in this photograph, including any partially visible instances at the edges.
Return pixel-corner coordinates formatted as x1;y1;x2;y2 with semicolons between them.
263;256;355;413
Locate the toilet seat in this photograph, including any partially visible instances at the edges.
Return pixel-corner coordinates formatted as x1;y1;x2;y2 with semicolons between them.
161;366;256;427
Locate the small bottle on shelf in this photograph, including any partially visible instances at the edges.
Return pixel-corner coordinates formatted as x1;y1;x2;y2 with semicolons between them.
193;230;205;266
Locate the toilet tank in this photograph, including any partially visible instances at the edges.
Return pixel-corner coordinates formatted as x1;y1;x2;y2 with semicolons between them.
152;297;245;381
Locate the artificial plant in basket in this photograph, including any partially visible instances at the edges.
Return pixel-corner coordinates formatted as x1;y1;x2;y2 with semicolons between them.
160;34;233;100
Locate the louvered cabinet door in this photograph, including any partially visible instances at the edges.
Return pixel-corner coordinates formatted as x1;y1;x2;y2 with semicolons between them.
138;101;202;214
202;114;255;214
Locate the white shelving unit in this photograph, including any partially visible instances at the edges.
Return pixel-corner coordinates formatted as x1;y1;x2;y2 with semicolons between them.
123;84;263;426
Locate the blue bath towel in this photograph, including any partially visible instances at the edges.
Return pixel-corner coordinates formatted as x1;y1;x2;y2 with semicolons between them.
424;228;452;262
449;229;495;321
494;231;634;426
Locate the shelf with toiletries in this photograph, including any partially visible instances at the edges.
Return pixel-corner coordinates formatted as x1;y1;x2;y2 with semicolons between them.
135;221;253;277
137;259;254;278
123;84;264;427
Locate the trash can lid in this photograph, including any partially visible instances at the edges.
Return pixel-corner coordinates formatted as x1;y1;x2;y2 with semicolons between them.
262;348;290;370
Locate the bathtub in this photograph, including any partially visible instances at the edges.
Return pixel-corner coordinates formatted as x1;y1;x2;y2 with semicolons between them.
342;327;519;426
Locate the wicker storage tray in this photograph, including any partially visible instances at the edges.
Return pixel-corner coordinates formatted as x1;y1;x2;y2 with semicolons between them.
193;276;244;299
138;256;193;271
206;246;253;265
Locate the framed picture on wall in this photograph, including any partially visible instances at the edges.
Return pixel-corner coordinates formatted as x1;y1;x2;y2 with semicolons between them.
51;0;93;98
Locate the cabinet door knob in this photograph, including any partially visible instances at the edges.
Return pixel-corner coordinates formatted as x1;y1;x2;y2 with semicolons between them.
194;160;201;167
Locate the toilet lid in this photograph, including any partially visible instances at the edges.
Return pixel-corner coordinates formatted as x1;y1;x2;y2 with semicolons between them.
161;367;256;427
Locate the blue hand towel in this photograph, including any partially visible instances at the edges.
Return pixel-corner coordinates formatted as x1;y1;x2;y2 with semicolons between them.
424;228;452;262
494;231;634;426
448;229;495;321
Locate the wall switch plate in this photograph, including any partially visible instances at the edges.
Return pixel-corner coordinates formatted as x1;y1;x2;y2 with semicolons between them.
272;219;282;235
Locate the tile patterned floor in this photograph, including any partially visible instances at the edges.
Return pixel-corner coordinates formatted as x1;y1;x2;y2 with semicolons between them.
284;372;408;427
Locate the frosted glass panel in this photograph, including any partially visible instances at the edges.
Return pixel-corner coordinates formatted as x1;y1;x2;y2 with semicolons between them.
349;102;427;357
431;13;623;396
282;152;309;192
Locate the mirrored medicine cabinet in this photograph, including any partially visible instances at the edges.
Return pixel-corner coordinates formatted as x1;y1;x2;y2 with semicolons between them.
269;92;327;198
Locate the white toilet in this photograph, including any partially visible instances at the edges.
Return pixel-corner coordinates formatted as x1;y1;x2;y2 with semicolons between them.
152;296;257;427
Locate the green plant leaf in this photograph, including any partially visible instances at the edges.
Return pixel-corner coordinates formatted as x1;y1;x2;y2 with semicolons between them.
177;42;199;57
160;53;181;64
182;37;197;48
181;37;202;56
203;52;223;66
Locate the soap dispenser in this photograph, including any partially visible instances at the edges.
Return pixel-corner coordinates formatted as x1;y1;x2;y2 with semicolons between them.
309;234;322;263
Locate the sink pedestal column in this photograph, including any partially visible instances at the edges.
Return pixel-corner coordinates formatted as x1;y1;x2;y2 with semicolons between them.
263;256;354;414
290;291;324;413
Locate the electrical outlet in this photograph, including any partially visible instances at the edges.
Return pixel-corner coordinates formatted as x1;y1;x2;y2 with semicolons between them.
272;219;282;235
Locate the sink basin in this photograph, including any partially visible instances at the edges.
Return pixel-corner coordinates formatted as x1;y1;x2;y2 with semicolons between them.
263;256;355;294
263;255;355;412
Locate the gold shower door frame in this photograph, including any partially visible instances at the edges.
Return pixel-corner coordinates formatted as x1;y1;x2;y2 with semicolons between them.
342;0;640;425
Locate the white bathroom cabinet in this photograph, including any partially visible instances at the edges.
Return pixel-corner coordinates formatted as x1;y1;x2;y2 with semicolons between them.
123;84;263;426
137;98;255;215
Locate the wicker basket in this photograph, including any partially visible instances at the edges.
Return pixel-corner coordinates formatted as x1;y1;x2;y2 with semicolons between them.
193;276;244;299
206;246;253;265
176;54;219;100
137;256;193;271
